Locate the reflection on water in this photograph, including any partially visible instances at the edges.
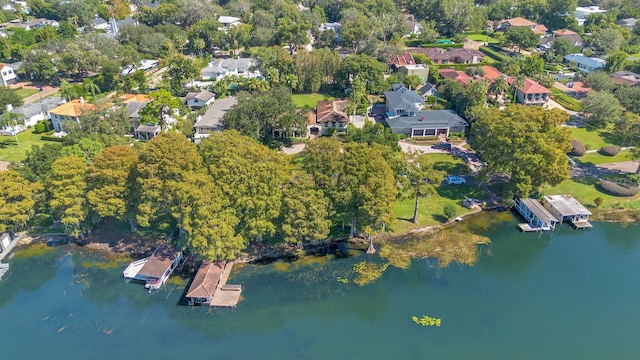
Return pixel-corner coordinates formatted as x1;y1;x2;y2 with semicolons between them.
2;216;640;360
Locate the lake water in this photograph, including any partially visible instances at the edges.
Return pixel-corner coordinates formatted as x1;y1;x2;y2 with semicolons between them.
2;215;640;359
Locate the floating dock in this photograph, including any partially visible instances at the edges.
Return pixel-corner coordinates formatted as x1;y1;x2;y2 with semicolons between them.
543;195;592;230
210;262;242;308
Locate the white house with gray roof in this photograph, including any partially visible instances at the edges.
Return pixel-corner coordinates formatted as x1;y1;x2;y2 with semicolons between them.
200;58;261;81
9;96;64;127
186;90;215;109
384;83;425;117
564;54;606;73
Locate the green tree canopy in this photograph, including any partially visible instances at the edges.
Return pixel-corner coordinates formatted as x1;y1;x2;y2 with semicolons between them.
470;105;572;197
46;155;89;236
0;170;42;233
582;91;623;129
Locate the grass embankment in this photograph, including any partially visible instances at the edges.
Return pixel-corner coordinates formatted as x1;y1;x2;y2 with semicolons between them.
569;126;613;150
551;87;582;111
465;34;499;43
542;178;640;210
0;129;50;163
291;93;335;109
391;153;483;234
577;150;632;165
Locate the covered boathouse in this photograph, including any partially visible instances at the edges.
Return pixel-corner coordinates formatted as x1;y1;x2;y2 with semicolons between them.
514;197;559;232
185;261;242;308
185;261;224;305
543;195;592;229
123;246;183;292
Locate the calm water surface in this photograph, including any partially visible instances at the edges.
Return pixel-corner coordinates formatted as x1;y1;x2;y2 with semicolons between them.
2;215;640;359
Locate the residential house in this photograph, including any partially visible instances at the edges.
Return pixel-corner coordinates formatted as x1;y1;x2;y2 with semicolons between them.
193;96;237;143
92;17;109;31
119;93;151;133
387;52;430;81
540;29;583;47
110;16;138;35
9;96;64;127
200;58;261;81
384;83;425;117
25;18;59;28
411;48;484;64
512;77;550;105
2;1;27;13
617;18;638;29
135;125;160;140
564;53;606;73
417;83;439;100
574;6;607;26
308;100;350;136
386;109;469;138
121;59;159;76
0;63;17;86
481;65;507;82
405;14;423;36
497;17;548;36
0;20;29;31
217;16;241;31
186;90;215;109
438;68;471;86
319;22;342;33
610;71;640;86
49;98;97;132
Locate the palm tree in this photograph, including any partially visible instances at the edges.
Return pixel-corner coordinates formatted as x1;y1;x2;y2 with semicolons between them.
83;79;101;102
0;112;25;146
59;80;77;101
488;76;509;103
510;75;526;104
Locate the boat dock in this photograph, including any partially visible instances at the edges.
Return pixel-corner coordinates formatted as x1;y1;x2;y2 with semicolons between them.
543;195;592;230
514;198;558;232
209;262;242;308
0;233;21;262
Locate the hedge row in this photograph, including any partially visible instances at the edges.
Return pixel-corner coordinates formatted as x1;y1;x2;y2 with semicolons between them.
599;180;640;197
550;87;582;112
464;31;485;35
436;63;484;70
41;135;65;142
479;46;505;61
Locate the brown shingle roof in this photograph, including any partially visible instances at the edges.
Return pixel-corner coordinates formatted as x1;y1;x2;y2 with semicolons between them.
316;100;349;123
185;261;224;299
138;246;182;279
504;17;538;27
49;99;96;117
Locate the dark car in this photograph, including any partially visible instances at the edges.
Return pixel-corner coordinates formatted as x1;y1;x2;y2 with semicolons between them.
431;142;452;150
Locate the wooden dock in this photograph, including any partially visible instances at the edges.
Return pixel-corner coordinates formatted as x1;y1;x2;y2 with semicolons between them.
209;262;242;308
0;263;8;280
517;223;544;232
570;220;593;229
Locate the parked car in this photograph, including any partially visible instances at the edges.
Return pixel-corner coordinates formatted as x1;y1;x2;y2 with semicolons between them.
446;175;466;185
431;142;452;150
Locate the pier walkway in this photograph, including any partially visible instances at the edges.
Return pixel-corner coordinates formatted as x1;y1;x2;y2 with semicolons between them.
210;262;242;308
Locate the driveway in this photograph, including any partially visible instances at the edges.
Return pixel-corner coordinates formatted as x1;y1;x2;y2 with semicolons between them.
281;143;306;155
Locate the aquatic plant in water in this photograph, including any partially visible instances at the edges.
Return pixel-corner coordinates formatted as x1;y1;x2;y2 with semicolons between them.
352;261;389;286
411;315;441;327
336;276;349;284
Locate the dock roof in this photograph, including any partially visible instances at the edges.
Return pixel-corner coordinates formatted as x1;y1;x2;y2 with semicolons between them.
186;261;224;299
138;246;181;279
544;195;592;216
519;198;558;223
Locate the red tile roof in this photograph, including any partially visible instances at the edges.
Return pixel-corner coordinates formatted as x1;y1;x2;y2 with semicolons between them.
481;65;505;81
439;68;470;85
388;52;416;66
316;100;349;123
521;78;550;94
553;29;577;36
533;24;548;35
504;17;538;27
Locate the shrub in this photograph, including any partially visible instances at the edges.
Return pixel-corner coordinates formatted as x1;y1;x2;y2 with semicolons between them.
34;121;45;134
479;46;505;61
594;197;604;207
600;145;620;156
40;135;65;142
570;139;586;156
598;180;640;197
420;43;464;48
443;204;457;220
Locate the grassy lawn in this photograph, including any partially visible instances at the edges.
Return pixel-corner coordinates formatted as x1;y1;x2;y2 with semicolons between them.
570;126;614;150
15;87;39;99
466;34;499;43
292;93;335;109
576;150;632;165
0;129;50;163
542;178;640;209
427;153;472;175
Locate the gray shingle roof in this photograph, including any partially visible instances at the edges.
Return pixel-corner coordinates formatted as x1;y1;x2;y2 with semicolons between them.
384;86;424;112
186;90;215;102
11;96;64;119
194;97;237;130
387;110;468;130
